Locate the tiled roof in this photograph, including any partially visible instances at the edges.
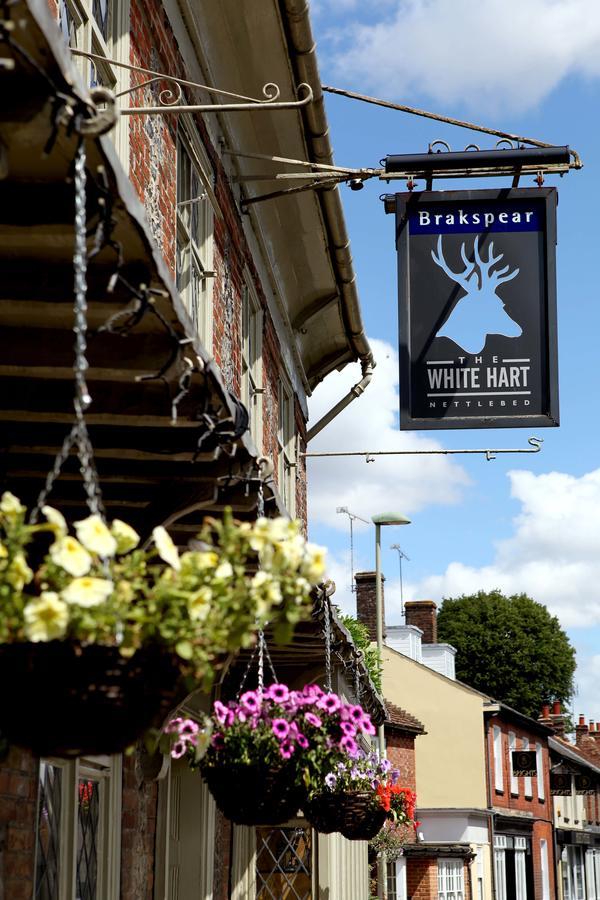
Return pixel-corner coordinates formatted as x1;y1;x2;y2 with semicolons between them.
385;700;426;734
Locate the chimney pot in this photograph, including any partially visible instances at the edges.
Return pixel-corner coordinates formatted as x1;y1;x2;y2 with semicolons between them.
541;702;550;718
404;600;437;644
579;715;586;726
552;700;562;715
590;721;595;732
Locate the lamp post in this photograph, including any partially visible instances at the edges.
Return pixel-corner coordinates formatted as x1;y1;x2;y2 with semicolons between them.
371;512;411;900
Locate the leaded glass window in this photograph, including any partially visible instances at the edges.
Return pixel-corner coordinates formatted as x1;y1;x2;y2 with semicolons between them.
35;763;63;900
77;778;100;899
256;826;312;899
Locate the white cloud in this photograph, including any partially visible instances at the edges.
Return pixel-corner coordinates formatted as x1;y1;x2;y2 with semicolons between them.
326;0;600;114
307;337;470;529
406;468;600;627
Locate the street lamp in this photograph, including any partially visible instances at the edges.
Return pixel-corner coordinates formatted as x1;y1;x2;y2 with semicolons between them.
372;513;411;748
372;512;410;900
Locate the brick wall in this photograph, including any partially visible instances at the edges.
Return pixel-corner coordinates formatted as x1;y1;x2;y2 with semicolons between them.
386;732;418;845
212;810;232;900
407;858;437;900
0;747;37;900
120;752;159;900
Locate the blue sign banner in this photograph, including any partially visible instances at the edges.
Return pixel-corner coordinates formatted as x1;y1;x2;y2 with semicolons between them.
409;200;543;235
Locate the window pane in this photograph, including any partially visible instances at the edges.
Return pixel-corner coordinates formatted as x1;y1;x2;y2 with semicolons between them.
58;0;78;47
35;763;62;900
92;0;110;42
77;778;101;900
256;826;311;900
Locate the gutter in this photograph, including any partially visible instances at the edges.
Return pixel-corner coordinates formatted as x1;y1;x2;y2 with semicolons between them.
279;0;376;433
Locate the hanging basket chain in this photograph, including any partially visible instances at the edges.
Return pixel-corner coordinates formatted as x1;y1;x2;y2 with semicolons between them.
30;142;105;524
324;592;333;693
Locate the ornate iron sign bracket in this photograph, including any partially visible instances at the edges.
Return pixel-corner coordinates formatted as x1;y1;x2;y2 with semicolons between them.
70;49;313;116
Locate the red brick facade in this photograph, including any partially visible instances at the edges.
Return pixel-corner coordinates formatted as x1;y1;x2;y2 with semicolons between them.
0;747;37;900
488;714;556;900
407;857;438;900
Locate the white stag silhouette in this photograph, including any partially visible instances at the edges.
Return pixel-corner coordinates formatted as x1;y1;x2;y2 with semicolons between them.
431;235;521;355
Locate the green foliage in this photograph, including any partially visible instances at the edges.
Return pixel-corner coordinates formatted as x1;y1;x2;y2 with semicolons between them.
437;590;576;718
339;614;382;692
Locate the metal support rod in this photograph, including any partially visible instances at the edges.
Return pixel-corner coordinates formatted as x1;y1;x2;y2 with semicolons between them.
322;84;583;169
303;436;543;461
375;522;387;900
385;146;571;174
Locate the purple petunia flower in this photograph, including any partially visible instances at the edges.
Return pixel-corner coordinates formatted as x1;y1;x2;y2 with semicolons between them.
317;692;342;714
340;721;356;737
240;690;261;714
340;735;359;758
348;704;365;722
237;710;247;723
272;718;290;740
296;733;309;749
325;772;337;790
303;684;323;699
380;758;392;774
213;702;230;726
304;711;322;728
279;740;295;759
289;722;299;737
165;716;183;734
391;768;400;784
211;732;225;750
179;719;199;736
171;739;187;759
266;683;290;704
360;716;376;736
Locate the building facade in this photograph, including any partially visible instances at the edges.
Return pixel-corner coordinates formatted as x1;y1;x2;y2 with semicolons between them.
0;0;378;897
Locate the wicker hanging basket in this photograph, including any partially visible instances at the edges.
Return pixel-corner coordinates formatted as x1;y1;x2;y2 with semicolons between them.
201;761;305;826
0;640;182;758
303;790;388;840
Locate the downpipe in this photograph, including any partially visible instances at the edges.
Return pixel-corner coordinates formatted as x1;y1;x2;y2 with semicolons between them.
306;359;374;443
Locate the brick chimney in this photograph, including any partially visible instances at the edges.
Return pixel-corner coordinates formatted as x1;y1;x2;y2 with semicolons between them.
548;699;566;737
538;701;553;729
355;571;386;642
576;714;589;746
404;600;437;644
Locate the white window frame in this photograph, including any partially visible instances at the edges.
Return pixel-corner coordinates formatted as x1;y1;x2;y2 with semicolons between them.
57;0;130;169
390;856;407;900
509;732;518;795
34;754;122;900
493;725;504;793
241;279;263;448
438;858;464;900
475;845;485;900
536;742;545;801
494;837;509;900
176;126;215;349
514;837;528;900
277;378;296;516
540;839;551;900
522;737;532;798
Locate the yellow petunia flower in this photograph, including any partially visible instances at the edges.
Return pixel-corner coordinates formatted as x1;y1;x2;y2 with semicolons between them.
111;519;140;554
61;577;114;608
152;526;180;571
24;592;69;642
50;536;92;577
74;514;117;558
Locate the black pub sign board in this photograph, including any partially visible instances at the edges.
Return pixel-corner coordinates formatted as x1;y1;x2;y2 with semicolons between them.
511;750;537;778
395;188;559;430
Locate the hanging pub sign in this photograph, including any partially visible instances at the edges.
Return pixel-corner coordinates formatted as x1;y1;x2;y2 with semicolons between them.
550;773;573;796
394;188;559;430
575;774;596;795
512;750;537;777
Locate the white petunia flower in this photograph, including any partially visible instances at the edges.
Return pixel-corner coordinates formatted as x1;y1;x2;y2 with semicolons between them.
301;543;327;583
111;519;140;553
152;526;180;571
42;505;67;536
0;492;24;515
74;515;117;557
61;577;113;608
24;592;69;642
50;537;92;577
214;561;233;580
188;586;212;621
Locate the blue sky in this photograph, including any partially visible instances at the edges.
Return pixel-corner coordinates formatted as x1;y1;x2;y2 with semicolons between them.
305;0;600;722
